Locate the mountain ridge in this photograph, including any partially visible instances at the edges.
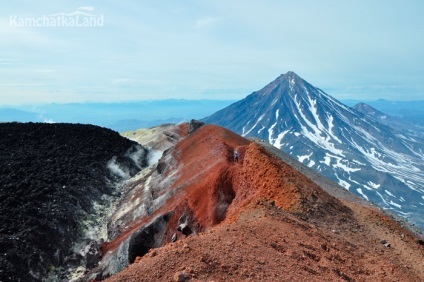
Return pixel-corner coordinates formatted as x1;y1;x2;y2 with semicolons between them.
101;123;424;281
2;122;423;281
203;72;424;231
353;102;424;138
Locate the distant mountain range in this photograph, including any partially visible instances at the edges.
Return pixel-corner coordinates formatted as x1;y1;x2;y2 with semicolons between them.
353;102;424;138
203;71;424;230
0;108;44;123
0;100;235;132
3;98;423;133
343;99;424;127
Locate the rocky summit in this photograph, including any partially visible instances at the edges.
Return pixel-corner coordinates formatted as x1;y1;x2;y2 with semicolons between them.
98;123;424;281
203;71;424;231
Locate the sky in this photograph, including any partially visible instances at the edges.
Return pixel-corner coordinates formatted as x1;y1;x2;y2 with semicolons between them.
1;0;423;105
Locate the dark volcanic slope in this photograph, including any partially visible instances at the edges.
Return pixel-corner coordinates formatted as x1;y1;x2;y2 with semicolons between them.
0;123;146;282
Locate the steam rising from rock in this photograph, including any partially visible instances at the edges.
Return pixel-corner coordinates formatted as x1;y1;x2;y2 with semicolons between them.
125;144;146;169
107;157;131;179
107;145;148;179
148;150;163;166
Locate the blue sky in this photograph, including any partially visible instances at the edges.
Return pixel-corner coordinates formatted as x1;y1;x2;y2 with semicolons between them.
1;0;423;105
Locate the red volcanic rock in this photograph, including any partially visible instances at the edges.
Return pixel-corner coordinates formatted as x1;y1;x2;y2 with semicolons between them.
98;124;424;281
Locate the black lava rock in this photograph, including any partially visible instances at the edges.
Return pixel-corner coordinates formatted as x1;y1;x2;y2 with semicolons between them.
188;119;204;134
0;123;146;281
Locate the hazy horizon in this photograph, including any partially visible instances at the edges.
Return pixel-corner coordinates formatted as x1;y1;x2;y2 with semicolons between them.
1;1;423;105
2;96;424;108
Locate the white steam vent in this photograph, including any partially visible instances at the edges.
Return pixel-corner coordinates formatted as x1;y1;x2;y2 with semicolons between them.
107;156;130;179
125;144;146;169
147;150;163;166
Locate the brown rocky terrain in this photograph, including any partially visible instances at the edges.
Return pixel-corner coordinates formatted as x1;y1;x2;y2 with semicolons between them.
96;123;424;281
121;123;185;152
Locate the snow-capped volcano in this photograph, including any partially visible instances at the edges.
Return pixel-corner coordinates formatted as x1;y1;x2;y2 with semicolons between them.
203;71;424;230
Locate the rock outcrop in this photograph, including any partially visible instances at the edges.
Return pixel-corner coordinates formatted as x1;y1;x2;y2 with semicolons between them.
0;123;147;281
187;119;204;134
90;124;424;281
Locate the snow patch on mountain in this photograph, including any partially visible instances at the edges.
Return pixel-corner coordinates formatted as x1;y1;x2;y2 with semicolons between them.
356;188;369;201
389;200;402;209
293;94;344;156
368;181;381;189
298;152;313;163
384;190;395;197
335;173;351;190
274;130;290;148
242;114;265;137
267;110;279;143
